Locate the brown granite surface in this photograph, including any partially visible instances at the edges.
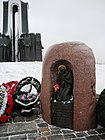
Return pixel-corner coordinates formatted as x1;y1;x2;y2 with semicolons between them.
40;42;97;131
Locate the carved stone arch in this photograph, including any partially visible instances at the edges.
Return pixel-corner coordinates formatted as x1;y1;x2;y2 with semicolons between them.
50;59;74;96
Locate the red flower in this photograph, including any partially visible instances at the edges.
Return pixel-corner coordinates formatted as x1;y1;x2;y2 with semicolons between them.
2;81;18;95
0;115;10;123
54;84;60;92
8;96;13;106
6;96;14;114
0;81;18;123
6;105;12;114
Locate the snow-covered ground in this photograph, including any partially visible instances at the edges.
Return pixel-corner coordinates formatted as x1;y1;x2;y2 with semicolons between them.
96;64;105;94
0;62;105;95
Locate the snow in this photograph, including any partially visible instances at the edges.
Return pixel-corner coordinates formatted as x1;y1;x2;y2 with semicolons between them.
0;62;105;95
0;62;42;83
96;64;105;94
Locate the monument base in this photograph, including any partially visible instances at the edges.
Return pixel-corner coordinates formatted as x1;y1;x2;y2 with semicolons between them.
51;99;73;129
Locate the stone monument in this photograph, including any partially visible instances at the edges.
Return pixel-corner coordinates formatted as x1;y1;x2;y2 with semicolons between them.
0;0;43;62
40;42;97;131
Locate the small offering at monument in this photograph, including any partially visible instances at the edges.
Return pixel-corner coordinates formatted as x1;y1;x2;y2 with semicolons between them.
13;77;41;116
0;81;18;123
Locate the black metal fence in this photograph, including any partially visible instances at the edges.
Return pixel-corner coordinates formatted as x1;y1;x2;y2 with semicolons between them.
51;100;73;129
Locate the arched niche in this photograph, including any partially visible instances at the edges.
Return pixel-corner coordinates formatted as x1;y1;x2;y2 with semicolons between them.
50;60;73;95
50;60;74;129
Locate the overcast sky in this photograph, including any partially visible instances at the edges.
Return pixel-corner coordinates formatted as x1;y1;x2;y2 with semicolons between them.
0;0;105;63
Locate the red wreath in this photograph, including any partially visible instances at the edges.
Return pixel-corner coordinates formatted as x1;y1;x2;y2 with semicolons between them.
0;81;18;123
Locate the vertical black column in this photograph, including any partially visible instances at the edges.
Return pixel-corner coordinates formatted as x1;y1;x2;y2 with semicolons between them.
35;33;43;61
3;2;8;34
12;5;18;62
21;2;29;33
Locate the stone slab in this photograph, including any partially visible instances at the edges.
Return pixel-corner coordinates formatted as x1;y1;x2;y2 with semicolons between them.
7;121;37;135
